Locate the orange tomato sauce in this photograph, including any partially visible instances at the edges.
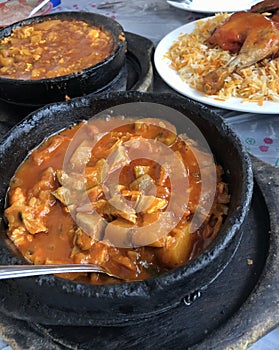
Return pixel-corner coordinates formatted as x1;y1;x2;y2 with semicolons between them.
0;19;115;80
4;117;230;284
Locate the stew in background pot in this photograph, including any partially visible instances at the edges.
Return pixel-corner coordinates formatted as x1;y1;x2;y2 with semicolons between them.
0;19;117;80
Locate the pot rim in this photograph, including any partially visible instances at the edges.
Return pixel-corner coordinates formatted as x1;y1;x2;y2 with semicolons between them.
0;91;254;287
0;91;254;324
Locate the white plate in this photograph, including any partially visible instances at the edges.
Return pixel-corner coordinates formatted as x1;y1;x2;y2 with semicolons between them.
154;20;279;114
167;0;259;14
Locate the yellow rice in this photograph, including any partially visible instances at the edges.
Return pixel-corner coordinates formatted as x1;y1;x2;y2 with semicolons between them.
166;13;279;105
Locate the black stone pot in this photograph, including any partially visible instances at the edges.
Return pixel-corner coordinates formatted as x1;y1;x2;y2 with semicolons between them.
0;12;126;106
0;91;253;326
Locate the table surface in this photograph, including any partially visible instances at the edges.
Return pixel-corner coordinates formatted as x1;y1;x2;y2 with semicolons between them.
0;1;278;349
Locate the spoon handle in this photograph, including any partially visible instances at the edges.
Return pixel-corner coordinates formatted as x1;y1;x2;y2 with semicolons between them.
28;0;50;18
0;264;113;279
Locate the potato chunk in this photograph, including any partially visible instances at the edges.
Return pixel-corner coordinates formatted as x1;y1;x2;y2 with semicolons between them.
156;226;193;268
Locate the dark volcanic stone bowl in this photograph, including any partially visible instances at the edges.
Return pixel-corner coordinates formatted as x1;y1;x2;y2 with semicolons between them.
0;91;253;326
0;12;126;106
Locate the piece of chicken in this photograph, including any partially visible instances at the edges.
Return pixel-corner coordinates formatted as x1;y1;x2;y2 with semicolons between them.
251;0;279;21
251;0;279;14
203;11;279;94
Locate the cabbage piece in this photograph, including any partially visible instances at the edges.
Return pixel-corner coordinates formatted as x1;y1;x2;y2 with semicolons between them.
85;158;108;188
134;165;150;178
52;186;72;206
76;212;106;241
70;140;93;170
134;118;177;146
56;170;85;191
104;219;134;247
135;195;167;214
130;174;155;194
94;196;137;224
107;144;130;174
131;211;176;247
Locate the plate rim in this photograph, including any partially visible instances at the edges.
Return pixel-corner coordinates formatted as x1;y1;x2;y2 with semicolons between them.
154;18;279;114
166;0;259;14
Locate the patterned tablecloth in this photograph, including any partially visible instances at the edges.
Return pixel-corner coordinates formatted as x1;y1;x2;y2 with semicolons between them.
0;1;278;349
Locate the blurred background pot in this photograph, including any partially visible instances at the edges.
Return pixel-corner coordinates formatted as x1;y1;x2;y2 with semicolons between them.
0;12;126;106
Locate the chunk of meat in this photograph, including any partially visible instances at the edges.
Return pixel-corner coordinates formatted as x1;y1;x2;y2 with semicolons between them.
206;11;279;53
52;186;72;206
73;227;94;251
250;0;279;14
21;192;54;234
93;197;137;224
203;11;279;94
5;168;56;235
4;187;27;232
250;0;279;22
272;11;279;21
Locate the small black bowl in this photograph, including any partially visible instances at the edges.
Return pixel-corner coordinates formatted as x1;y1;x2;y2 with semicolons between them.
0;12;127;106
0;91;253;326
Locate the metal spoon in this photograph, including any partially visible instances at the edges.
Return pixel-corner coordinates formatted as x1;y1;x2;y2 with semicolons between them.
167;0;193;5
0;264;122;280
28;0;50;18
97;1;123;9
